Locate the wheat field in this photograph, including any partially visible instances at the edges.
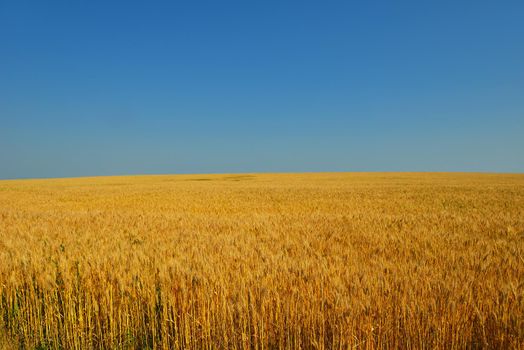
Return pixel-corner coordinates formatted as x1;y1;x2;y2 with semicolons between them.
0;173;523;349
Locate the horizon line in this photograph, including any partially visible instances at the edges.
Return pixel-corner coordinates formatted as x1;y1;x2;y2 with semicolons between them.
2;170;524;182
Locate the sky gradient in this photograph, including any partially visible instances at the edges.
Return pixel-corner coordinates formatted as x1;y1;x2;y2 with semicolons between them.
1;0;523;179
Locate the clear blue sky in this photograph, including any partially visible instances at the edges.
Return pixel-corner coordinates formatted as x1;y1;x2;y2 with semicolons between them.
1;1;523;179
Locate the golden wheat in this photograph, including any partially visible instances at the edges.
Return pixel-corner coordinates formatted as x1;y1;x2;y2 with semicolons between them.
0;173;523;349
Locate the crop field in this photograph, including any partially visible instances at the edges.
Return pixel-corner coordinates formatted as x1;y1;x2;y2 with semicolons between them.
0;173;523;349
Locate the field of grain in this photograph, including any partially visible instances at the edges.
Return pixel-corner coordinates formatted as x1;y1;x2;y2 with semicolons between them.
0;173;523;349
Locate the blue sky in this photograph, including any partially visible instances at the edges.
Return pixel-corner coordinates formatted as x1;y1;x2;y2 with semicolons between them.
1;0;523;179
